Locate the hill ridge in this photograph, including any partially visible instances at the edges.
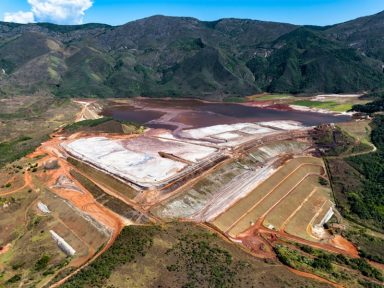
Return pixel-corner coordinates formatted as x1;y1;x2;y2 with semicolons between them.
0;13;383;98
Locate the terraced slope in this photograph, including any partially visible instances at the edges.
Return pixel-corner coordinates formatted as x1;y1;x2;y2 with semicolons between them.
212;157;330;239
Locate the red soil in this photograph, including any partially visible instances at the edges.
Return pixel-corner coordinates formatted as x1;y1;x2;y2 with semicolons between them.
330;235;359;258
288;267;344;288
0;243;11;255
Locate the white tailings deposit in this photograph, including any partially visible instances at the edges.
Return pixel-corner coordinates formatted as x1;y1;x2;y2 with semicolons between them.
250;142;309;162
194;161;277;222
62;136;217;187
37;201;51;214
176;121;304;147
63;121;306;189
154;159;278;221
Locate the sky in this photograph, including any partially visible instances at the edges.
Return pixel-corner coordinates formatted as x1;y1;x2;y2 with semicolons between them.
1;0;384;26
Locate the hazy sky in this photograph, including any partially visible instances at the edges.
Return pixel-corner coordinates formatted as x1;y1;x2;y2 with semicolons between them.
2;0;384;25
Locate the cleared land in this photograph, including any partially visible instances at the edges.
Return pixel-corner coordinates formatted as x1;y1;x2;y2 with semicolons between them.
292;100;353;112
70;169;149;224
63;121;308;200
67;157;139;200
0;187;108;287
248;93;368;113
63;135;218;189
336;120;372;145
151;141;310;221
64;137;186;186
212;157;327;238
177;121;304;147
263;175;321;231
285;188;332;241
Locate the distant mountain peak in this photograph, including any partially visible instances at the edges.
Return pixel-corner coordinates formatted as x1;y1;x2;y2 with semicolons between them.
0;12;383;98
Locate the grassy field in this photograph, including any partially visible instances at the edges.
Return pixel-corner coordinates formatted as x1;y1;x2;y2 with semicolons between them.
63;117;144;135
61;223;331;288
292;100;353;112
248;94;294;101
246;94;368;113
0;96;79;167
0;187;108;287
336;120;372;145
223;97;246;103
323;117;384;234
212;157;324;236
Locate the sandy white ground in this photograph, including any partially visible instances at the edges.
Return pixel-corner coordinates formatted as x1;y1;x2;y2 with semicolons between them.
180;123;261;139
177;121;303;147
289;105;355;116
63;135;218;187
64;137;186;186
63;121;306;187
314;94;361;99
121;136;217;163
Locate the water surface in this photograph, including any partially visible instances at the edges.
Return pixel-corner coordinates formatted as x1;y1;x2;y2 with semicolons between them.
103;99;350;130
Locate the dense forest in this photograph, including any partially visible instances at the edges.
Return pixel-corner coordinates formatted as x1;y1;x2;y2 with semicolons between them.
345;116;384;228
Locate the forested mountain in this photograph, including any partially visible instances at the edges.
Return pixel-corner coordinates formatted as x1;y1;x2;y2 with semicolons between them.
0;12;383;99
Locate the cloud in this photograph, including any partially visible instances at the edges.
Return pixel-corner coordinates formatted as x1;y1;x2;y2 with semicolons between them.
28;0;93;24
3;0;93;25
3;11;35;24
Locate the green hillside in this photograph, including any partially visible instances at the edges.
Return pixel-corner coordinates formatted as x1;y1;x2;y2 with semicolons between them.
0;13;384;99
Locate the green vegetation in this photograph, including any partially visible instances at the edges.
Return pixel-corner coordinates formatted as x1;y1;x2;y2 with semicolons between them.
1;15;384;98
312;125;371;157
62;226;159;288
6;274;21;284
165;232;244;287
321;117;384;231
63;117;145;134
344;229;384;264
35;254;51;271
0;135;47;167
343;116;384;230
247;28;384;94
318;177;328;186
275;243;383;284
318;115;384;230
252;94;293;100
0;96;78;168
223;97;246;103
352;98;384;114
293;100;353;112
63;117;113;133
57;223;326;288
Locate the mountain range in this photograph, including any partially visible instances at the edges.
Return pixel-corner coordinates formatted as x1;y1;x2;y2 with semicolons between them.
0;11;384;99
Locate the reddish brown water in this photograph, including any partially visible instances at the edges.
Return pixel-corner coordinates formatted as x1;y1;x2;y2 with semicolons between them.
103;99;350;130
103;105;165;123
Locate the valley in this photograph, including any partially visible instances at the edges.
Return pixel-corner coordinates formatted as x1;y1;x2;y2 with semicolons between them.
1;4;384;287
0;96;382;287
